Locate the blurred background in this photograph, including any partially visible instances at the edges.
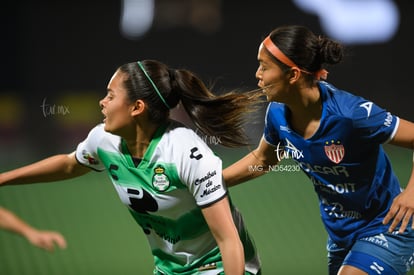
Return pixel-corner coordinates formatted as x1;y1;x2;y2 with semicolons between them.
0;0;413;274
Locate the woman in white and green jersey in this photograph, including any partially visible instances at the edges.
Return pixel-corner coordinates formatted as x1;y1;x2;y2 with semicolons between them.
0;60;262;274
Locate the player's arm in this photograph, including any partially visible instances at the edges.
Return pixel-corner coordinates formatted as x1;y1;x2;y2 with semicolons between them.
0;207;67;251
201;196;244;275
383;118;414;233
223;136;278;187
0;151;90;186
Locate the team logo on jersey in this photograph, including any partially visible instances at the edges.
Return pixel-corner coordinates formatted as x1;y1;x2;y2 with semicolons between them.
360;101;373;117
81;150;99;165
152;165;170;191
324;140;345;164
189;147;203;160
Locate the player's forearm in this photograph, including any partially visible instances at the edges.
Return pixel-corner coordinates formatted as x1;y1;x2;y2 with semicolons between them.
223;152;268;187
0;208;33;236
0;153;87;186
219;238;245;275
404;152;414;192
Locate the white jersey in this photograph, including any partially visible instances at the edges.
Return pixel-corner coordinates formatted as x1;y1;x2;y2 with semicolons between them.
75;120;260;274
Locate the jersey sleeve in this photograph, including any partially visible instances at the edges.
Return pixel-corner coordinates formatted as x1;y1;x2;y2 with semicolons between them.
263;102;281;145
351;100;399;144
175;129;227;207
75;124;106;171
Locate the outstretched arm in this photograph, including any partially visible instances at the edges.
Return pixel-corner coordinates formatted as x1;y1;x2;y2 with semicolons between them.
0;152;90;186
383;118;414;233
0;207;67;252
223;136;278;187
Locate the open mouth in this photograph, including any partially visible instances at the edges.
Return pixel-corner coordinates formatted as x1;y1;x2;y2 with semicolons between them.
101;111;107;122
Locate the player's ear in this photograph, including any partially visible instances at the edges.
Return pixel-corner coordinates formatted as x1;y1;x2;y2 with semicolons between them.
131;99;145;117
288;67;301;83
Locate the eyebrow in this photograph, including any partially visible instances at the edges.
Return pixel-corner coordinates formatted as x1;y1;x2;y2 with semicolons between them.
258;58;269;65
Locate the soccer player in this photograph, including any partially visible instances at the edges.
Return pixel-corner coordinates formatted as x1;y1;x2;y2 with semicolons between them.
223;25;414;275
0;207;66;252
0;60;262;274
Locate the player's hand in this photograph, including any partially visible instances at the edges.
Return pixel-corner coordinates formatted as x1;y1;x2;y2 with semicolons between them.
383;188;414;233
26;229;67;252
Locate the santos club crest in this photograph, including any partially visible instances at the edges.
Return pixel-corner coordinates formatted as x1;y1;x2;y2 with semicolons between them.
152;165;170;191
324;140;345;164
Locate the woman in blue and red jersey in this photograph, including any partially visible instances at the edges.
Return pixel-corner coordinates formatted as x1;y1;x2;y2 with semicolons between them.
224;25;414;275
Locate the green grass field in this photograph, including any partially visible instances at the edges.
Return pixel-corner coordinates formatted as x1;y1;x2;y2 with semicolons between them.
0;144;412;274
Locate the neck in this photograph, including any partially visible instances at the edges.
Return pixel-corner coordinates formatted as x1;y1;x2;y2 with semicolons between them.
287;86;322;138
289;85;321;116
123;122;161;158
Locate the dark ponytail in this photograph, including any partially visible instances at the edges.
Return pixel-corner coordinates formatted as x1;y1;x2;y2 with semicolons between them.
120;59;263;148
172;68;263;147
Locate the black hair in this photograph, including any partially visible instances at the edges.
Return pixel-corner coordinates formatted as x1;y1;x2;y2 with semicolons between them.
118;60;264;147
267;25;344;84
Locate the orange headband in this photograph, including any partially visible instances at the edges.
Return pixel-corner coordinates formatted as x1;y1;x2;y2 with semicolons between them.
262;36;328;80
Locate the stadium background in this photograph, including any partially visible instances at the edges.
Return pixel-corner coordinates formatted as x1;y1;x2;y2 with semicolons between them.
0;1;413;274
